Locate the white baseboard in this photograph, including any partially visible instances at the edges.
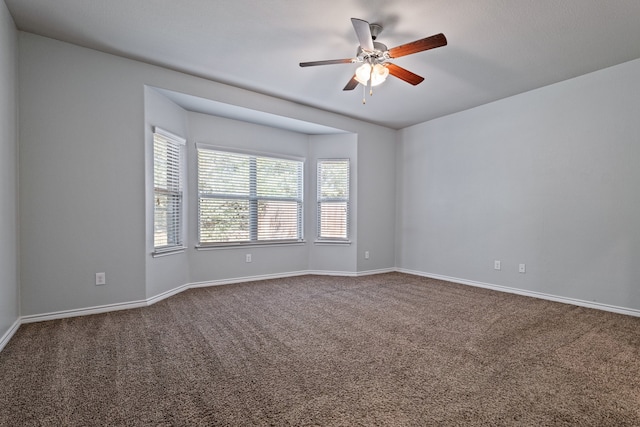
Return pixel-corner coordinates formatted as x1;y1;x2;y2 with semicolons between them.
189;270;310;289
306;270;358;277
305;268;396;277
0;319;21;352
15;269;368;325
146;284;190;306
20;299;149;324
355;267;396;277
397;268;640;318
7;267;640;353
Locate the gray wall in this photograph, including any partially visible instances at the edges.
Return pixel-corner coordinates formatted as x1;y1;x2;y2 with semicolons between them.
0;0;19;340
357;128;396;272
397;58;640;310
17;32;397;317
19;33;148;315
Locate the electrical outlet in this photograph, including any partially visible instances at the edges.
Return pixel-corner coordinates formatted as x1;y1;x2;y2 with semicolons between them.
494;260;501;271
365;251;370;259
95;272;106;285
245;254;252;263
519;263;526;273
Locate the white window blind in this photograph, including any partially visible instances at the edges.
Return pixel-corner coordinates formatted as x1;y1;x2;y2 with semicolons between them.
197;147;304;245
317;159;350;240
153;127;185;252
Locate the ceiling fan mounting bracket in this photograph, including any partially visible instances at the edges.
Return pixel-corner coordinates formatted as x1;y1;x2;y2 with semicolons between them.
369;23;383;40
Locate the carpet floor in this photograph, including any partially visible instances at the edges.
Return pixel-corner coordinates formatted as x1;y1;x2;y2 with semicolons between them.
1;273;640;426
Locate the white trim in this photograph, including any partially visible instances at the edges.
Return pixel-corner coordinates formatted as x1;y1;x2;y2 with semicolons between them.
13;268;390;326
0;319;21;352
306;270;358;277
146;284;191;306
397;268;640;318
16;271;313;326
195;142;306;163
314;240;352;245
153;126;186;145
21;299;149;324
152;246;187;257
355;267;396;277
304;268;395;277
196;241;306;250
189;271;310;288
7;267;640;352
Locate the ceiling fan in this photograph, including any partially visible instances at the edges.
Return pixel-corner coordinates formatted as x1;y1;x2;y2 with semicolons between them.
300;18;447;102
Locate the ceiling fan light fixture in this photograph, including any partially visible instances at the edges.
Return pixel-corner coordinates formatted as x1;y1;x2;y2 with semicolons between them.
354;63;371;84
371;63;389;86
354;63;389;87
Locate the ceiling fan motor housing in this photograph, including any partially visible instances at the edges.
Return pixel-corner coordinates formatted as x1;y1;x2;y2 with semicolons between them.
356;41;390;64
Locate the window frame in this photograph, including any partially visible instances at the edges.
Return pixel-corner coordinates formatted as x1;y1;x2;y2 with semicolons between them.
152;126;186;256
316;158;350;243
196;144;305;247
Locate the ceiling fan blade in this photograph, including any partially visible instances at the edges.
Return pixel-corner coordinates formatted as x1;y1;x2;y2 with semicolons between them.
299;58;355;67
388;33;447;58
386;63;425;85
343;75;359;91
351;18;374;52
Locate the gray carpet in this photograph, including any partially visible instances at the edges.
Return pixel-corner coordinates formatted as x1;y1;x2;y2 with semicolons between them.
1;273;640;426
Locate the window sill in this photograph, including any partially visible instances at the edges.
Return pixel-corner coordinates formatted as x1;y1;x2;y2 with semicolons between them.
152;246;187;257
314;239;352;245
196;240;306;250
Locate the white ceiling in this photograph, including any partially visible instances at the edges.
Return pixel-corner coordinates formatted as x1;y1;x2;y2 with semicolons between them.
6;0;640;129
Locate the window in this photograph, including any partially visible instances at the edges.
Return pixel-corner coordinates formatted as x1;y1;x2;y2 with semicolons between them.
317;159;350;240
153;127;185;253
197;146;304;245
